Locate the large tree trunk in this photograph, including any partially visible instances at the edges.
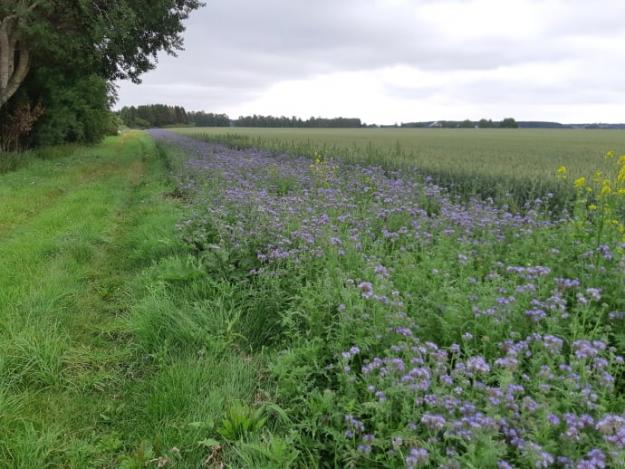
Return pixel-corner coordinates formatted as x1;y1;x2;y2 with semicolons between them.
0;16;31;110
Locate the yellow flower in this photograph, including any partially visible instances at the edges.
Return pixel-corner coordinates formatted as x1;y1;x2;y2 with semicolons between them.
593;170;603;183
589;204;598;211
606;150;616;159
600;181;612;196
574;177;586;189
557;166;567;175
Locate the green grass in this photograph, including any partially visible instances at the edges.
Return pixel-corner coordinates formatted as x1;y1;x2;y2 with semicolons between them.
175;127;625;210
0;144;81;175
0;132;264;467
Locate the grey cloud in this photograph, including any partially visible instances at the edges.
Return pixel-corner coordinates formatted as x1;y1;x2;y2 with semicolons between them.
117;0;625;120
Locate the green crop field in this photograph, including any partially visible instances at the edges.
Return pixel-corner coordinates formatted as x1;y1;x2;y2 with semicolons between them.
174;127;625;210
174;127;625;177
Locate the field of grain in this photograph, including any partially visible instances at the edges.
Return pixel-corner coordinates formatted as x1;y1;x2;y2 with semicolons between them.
174;128;625;178
175;127;625;211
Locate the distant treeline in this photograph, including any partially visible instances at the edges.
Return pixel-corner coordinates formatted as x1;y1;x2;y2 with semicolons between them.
118;105;230;128
118;105;362;128
400;118;519;129
236;115;362;128
117;106;625;130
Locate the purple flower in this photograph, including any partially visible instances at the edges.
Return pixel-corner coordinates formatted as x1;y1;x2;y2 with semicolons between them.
586;288;602;301
357;444;371;454
467;356;490;374
358;281;374;299
405;448;429;468
374;264;389;277
421;413;446;430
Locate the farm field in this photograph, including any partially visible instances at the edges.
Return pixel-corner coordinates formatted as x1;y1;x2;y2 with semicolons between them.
2;128;625;467
175;128;625;206
174;127;625;178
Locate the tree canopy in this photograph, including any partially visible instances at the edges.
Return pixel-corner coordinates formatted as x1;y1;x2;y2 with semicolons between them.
117;106;367;129
0;0;202;150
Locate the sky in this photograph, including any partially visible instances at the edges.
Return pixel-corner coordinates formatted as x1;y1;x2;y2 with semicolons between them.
116;0;625;125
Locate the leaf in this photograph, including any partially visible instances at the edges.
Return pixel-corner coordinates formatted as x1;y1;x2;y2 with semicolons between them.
188;418;214;430
197;438;221;448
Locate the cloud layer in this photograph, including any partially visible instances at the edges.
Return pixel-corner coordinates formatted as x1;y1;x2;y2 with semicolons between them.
117;0;625;123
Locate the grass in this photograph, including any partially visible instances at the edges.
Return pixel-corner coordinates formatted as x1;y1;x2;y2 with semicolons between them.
174;127;625;210
0;144;81;175
0;132;264;467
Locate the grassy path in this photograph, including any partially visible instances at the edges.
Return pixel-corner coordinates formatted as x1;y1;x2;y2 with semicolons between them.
0;132;244;467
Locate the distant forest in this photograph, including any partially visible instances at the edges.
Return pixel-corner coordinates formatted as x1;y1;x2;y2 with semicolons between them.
118;105;362;128
117;105;625;130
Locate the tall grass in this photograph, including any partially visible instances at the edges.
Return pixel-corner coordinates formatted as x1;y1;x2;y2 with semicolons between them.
0;144;80;174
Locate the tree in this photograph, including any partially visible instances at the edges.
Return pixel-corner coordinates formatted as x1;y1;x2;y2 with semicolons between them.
500;117;519;128
1;0;203;111
0;2;36;108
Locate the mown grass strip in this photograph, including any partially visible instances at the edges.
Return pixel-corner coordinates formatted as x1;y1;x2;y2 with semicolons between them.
0;132;266;467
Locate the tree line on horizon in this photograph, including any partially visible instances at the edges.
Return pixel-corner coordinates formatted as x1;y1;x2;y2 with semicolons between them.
118;105;528;130
118;105;363;128
400;118;519;128
0;1;203;152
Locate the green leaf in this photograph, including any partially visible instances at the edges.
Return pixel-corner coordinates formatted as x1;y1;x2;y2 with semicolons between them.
197;438;221;448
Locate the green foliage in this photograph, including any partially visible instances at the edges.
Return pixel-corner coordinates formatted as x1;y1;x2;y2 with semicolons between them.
167;130;625;466
119;104;190;129
218;401;267;441
237;114;362;128
500;117;519;128
0;143;78;174
234;435;300;468
1;0;203;148
189;111;230;127
28;71;113;145
5;131;625;466
13;0;204;84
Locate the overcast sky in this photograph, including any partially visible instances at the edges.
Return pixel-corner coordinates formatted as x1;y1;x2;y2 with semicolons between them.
116;0;625;124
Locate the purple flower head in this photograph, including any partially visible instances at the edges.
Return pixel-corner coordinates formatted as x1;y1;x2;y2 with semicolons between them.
421;413;446;430
357;444;371;454
374;264;389;277
467;356;491;374
405;447;429;468
586;287;602;301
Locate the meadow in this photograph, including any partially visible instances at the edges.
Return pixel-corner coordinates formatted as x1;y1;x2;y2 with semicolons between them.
1;128;625;467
